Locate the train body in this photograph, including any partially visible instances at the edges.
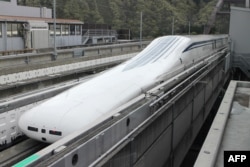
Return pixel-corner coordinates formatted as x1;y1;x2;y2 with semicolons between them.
18;35;228;143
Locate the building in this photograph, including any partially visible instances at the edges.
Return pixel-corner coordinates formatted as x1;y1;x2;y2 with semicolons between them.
0;0;52;18
0;0;116;52
0;0;84;52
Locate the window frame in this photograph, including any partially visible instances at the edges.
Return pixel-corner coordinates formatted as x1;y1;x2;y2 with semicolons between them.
62;24;69;36
70;25;75;35
7;23;12;37
49;24;55;36
11;23;19;37
7;23;23;37
75;25;81;35
56;24;61;36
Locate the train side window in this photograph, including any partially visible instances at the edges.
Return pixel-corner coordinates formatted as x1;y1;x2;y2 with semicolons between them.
41;129;46;133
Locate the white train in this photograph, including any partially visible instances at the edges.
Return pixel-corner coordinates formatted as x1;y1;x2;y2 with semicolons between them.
18;35;228;143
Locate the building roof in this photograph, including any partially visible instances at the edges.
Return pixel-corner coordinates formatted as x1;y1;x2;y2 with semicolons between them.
0;15;83;24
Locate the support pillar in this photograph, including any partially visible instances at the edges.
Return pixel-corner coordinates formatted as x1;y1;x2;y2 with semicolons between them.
246;0;249;8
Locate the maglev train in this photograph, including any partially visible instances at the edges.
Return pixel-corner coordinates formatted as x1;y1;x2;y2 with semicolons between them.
18;35;228;143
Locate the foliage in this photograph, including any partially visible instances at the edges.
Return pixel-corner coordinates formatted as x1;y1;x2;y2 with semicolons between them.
17;0;223;38
196;0;217;26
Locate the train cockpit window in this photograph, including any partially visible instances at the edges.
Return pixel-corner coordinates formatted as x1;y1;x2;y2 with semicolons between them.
123;36;178;70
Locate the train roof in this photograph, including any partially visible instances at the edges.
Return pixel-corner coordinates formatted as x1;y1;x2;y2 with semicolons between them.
123;35;228;71
0;15;83;24
184;34;228;42
124;36;189;70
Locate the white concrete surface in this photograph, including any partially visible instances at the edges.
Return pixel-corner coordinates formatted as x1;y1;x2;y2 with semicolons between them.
195;80;250;167
0;53;137;85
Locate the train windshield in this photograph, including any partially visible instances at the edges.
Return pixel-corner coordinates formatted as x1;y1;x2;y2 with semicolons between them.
123;36;186;71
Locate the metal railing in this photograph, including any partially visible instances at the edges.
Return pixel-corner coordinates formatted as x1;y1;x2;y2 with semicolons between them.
82;29;117;37
82;29;118;44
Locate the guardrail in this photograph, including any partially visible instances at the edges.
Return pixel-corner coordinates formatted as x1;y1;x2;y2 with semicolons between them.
0;41;149;71
82;29;117;37
0;49;34;56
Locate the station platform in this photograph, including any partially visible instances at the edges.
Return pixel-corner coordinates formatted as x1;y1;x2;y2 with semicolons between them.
195;80;250;167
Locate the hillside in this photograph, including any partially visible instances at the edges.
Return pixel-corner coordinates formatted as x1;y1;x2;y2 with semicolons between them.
18;0;223;38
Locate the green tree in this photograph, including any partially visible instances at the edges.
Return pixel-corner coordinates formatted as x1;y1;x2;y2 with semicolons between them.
85;0;104;23
17;0;221;36
108;0;123;29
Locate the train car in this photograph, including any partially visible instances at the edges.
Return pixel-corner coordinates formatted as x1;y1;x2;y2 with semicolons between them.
18;35;228;143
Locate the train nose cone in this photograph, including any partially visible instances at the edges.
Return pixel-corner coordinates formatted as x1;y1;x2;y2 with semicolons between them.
18;111;30;132
18;109;63;143
18;110;37;139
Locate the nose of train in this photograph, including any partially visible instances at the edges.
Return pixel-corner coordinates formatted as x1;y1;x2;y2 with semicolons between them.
18;110;39;140
18;110;62;143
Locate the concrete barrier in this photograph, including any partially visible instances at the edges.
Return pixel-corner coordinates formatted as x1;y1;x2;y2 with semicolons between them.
0;53;138;86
